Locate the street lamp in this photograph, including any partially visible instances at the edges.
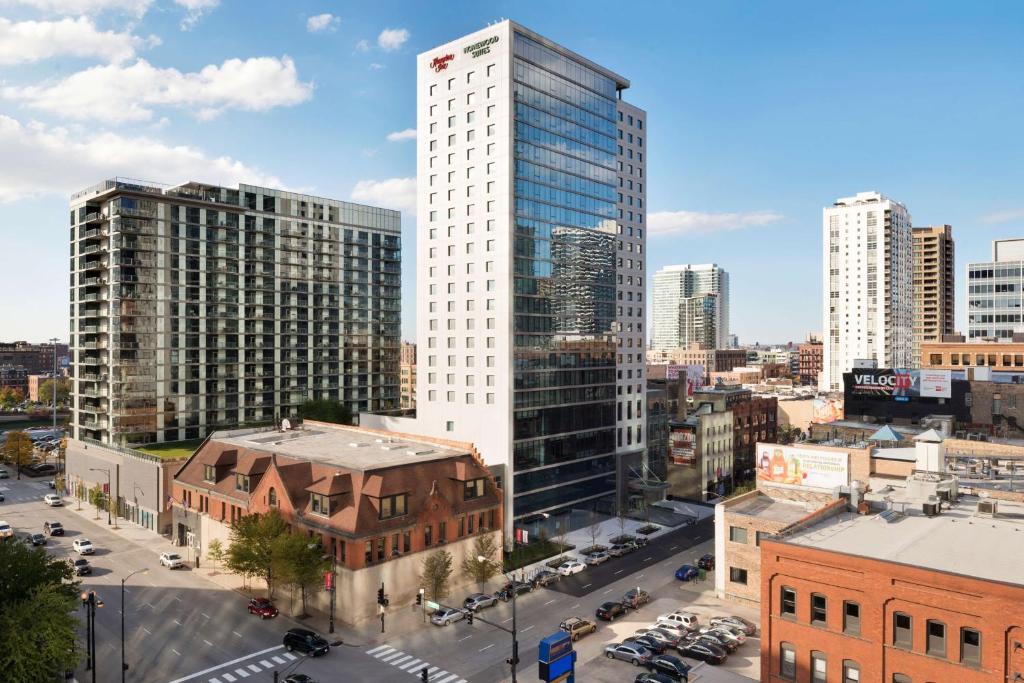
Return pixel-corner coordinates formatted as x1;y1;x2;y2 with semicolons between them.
481;555;519;683
49;337;59;433
80;590;104;683
89;467;111;525
121;568;148;683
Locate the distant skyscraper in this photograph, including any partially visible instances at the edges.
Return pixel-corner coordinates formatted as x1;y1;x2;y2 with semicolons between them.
822;191;913;391
912;225;955;366
652;264;729;350
69;179;401;445
967;238;1024;339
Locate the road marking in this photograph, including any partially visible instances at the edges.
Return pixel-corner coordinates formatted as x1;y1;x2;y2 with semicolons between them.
636;574;644;579
603;588;614;594
614;569;624;575
570;603;580;610
424;667;439;675
173;619;182;626
435;675;459;683
413;664;431;675
258;660;273;669
283;653;297;661
201;613;211;619
643;556;653;561
544;599;556;606
479;644;494;652
123;588;130;593
210;678;222;683
502;617;513;623
166;645;285;683
144;602;154;609
271;656;286;665
203;639;214;647
142;627;152;635
174;596;182;602
366;645;392;656
428;671;448;681
247;665;261;674
399;658;423;670
521;625;535;633
582;583;592;589
458;635;472;642
380;652;404;662
233;631;242;638
233;669;249;678
670;545;679;551
390;655;411;666
171;649;181;657
221;675;236;682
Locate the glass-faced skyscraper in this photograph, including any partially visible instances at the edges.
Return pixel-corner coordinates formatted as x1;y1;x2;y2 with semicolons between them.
414;21;646;540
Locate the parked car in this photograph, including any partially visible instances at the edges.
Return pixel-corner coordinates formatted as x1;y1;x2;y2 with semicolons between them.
646;654;691;681
71;558;92;576
282;628;330;656
584;551;610;566
689;631;736;653
247;597;279;619
44;521;64;536
283;676;316;683
674;564;699;582
556;560;585;576
0;521;12;539
47;480;56;490
28;532;47;546
608;542;637;557
431;607;466;626
43;494;62;507
625;635;667;654
634;673;676;683
634;628;682;647
700;625;746;646
631;535;650;547
596;601;626;621
73;538;95;554
0;492;5;502
697;553;715;570
622;588;651;609
0;468;8;479
559;616;597;641
534;569;561;586
604;642;652;666
648;622;689;639
710;615;757;636
676;638;727;665
159;552;184;569
656;611;700;631
463;593;498;612
495;581;533;601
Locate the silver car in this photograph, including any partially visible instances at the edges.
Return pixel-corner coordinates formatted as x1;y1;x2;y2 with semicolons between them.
463;593;498;612
603;642;651;666
585;551;610;566
431;607;466;626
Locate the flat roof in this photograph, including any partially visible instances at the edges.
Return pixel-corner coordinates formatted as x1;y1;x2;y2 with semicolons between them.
727;492;817;525
212;425;470;472
783;495;1024;587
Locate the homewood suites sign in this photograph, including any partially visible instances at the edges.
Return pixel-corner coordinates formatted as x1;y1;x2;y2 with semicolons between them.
464;36;499;58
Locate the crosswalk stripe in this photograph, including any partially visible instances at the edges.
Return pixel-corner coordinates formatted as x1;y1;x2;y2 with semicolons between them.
436;675;459;683
373;647;396;659
271;656;286;665
428;671;448;681
258;661;273;669
221;674;236;682
399;658;422;670
425;667;439;675
390;655;412;666
282;653;297;661
233;669;249;678
412;664;431;675
380;652;405;662
366;644;392;655
247;665;261;673
210;678;222;683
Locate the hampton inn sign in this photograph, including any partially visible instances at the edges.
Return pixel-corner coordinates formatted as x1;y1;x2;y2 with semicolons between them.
429;53;454;72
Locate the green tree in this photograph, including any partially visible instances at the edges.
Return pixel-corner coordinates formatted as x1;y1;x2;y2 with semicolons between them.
297;399;352;425
206;538;225;573
2;431;34;479
38;378;71;406
421;549;454;601
272;534;329;617
88;483;107;512
0;386;23;409
461;533;500;591
0;537;80;682
224;509;289;597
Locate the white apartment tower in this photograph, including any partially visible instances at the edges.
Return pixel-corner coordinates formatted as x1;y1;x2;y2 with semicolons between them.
414;21;645;540
651;264;729;350
822;191;913;391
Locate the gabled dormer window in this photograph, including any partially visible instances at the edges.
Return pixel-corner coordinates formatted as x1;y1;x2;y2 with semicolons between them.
203;465;216;483
379;493;408;520
311;493;330;517
235;474;250;493
464;478;485;501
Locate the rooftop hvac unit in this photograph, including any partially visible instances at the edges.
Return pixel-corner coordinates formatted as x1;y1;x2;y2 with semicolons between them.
977;500;998;517
922;502;939;517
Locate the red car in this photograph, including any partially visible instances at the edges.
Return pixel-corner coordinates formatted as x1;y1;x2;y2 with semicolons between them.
248;597;279;619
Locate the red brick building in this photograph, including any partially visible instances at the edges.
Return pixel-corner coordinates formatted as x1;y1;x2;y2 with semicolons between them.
172;421;502;623
760;494;1024;682
797;341;823;386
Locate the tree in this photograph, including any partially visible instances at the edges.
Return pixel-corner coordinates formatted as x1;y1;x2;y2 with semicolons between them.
461;533;500;591
0;537;80;681
38;378;70;406
272;534;329;617
224;509;289;597
2;431;34;480
421;549;454;601
87;483;106;518
297;399;352;425
586;511;602;550
777;425;802;445
206;538;225;573
0;387;23;410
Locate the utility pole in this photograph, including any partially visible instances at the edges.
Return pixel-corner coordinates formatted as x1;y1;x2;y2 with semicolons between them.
49;337;58;433
81;590;103;683
329;553;337;634
121;568;147;682
377;581;388;633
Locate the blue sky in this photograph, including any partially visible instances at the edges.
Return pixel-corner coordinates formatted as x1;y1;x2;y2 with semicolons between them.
1;0;1022;346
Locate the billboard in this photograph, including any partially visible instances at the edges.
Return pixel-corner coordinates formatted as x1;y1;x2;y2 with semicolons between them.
666;364;705;396
811;397;844;424
848;368;951;400
755;443;848;490
669;427;695;467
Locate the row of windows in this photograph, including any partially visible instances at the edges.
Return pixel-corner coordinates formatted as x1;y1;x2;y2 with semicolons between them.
929;352;1024;367
779;644;860;682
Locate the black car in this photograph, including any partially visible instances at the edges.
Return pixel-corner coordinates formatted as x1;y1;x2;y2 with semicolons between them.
532;570;560;587
282;628;330;657
677;639;727;665
622;588;651;609
635;674;675;683
28;532;47;546
596;601;626;621
697;553;715;570
283;676;316;683
646;654;691;681
496;581;533;601
692;631;737;652
625;635;667;654
71;558;92;576
43;521;64;536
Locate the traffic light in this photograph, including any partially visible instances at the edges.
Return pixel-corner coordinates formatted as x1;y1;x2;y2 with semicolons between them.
416;589;423;606
377;587;385;605
505;642;519;667
466;611;473;625
421;668;429;683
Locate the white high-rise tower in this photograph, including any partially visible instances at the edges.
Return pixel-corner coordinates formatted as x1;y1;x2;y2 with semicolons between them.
651;264;729;350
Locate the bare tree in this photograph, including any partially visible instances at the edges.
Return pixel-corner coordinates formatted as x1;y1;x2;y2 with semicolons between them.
586;511;602;551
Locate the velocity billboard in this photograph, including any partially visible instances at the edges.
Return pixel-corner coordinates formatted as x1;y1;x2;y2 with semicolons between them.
847;368;951;400
755;443;849;490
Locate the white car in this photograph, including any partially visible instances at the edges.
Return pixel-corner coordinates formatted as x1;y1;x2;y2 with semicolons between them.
657;611;700;631
557;559;586;576
73;538;95;554
43;494;62;507
649;621;689;638
160;552;184;569
0;521;12;539
0;468;9;479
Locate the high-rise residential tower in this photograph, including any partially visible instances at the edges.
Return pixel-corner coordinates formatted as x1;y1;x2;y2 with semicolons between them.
822;191;913;392
69;179;401;446
912;225;955;366
967;238;1024;340
651;264;729;350
412;21;645;539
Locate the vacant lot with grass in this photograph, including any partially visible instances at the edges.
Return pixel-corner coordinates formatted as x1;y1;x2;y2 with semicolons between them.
135;439;204;459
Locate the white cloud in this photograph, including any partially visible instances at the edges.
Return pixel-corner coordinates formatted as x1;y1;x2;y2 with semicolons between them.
0;17;158;65
385;128;416;142
982;208;1024;224
369;62;384;70
355;38;370;52
377;27;409;51
0;114;282;204
647;209;784;237
351;177;415;215
306;13;339;33
4;56;313;124
0;0;153;16
175;0;218;30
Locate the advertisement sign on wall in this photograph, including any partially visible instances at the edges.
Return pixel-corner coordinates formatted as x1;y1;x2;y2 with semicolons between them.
848;368;952;400
666;364;705;396
919;369;952;398
755;443;848;489
669;427;696;467
811;397;844;424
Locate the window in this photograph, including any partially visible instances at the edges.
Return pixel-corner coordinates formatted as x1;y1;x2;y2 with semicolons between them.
464;478;485;500
893;612;912;649
203;465;216;482
424;524;432;546
446;421;454;432
781;586;796;617
379;493;408;520
729;526;747;543
403;531;411;553
892;675;911;683
926;620;946;658
439;521;447;543
811;651;827;682
268;487;277;507
842;660;859;683
779;642;796;680
729;567;748;584
811;593;827;626
235;473;250;492
959;627;981;665
310;493;330;517
843;601;860;636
